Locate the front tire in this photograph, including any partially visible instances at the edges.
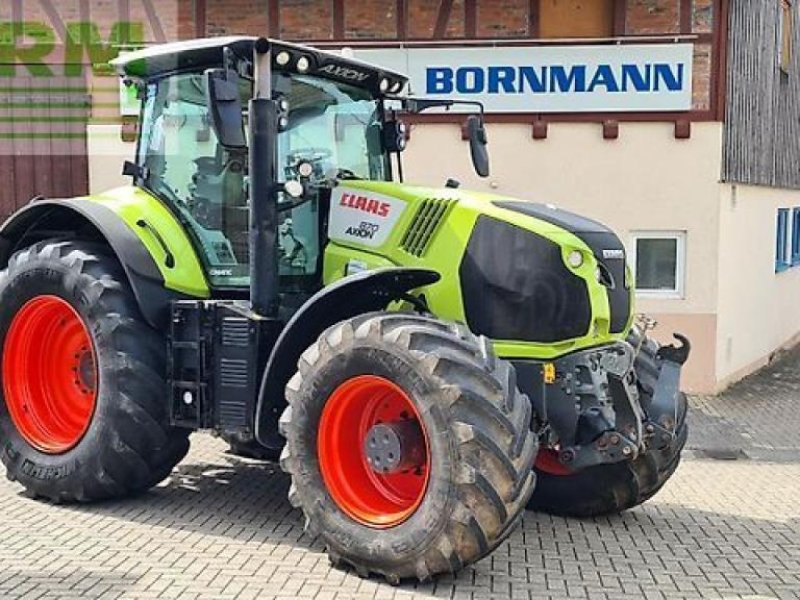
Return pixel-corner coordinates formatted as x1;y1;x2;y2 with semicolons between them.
279;313;537;582
0;241;189;502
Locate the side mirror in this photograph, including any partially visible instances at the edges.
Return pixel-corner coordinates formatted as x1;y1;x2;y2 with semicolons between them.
465;115;490;178
204;68;246;149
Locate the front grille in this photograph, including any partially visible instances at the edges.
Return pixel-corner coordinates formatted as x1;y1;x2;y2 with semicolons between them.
400;198;455;257
459;216;592;343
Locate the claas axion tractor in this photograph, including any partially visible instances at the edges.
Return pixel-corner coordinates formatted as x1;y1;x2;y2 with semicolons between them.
0;37;690;581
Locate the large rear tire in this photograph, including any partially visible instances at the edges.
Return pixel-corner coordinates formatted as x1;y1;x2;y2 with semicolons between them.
527;329;687;517
0;241;189;502
279;312;537;582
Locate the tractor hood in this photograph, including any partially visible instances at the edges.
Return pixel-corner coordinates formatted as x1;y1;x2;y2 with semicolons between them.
325;180;633;349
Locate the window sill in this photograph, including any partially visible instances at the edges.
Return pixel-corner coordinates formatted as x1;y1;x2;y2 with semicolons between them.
635;289;684;300
776;262;792;273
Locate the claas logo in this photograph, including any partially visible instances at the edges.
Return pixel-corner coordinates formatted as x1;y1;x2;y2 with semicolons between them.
339;192;391;218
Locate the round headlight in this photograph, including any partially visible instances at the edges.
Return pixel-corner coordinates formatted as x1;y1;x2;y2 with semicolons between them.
390;80;404;93
296;56;310;73
275;51;290;66
379;78;389;93
567;250;584;268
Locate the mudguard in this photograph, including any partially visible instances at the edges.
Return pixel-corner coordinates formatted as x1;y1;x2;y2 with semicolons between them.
255;267;441;448
0;199;186;329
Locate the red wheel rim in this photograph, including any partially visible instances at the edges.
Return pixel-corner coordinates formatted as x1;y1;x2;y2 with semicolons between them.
2;295;97;454
535;448;574;476
317;375;431;529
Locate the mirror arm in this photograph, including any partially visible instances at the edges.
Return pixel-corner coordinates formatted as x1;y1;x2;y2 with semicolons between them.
398;96;486;119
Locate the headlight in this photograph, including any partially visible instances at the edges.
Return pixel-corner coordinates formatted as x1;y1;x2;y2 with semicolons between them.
567;250;584;268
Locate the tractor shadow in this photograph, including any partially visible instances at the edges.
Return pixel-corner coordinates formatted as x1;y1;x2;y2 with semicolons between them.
72;446;324;552
47;440;800;598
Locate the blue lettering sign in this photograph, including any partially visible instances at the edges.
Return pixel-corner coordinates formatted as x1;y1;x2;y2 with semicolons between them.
519;66;546;93
456;66;484;94
424;62;686;96
587;64;620;93
427;67;453;94
488;66;516;93
621;64;652;92
549;66;586;93
654;64;684;92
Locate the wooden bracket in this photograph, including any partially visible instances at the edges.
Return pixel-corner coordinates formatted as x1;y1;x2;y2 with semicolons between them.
674;119;692;139
603;120;619;140
532;120;549;140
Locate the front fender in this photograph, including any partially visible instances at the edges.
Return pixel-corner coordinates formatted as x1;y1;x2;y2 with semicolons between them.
254;267;441;448
0;197;197;329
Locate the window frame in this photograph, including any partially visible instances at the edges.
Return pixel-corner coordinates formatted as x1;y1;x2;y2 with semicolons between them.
792;208;800;266
630;230;687;299
776;208;791;272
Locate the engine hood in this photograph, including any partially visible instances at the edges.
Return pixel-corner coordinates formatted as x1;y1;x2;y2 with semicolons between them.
325;180;633;345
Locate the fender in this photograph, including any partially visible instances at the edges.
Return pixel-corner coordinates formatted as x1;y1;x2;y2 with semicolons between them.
255;267;441;448
0;199;187;329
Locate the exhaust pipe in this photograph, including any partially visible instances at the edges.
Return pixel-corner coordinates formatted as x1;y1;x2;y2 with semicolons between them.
248;37;279;317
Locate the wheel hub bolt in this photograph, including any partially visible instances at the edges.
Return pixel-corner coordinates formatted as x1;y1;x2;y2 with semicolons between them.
364;421;425;475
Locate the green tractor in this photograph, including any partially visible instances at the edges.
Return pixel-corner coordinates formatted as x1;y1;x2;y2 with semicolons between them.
0;37;689;581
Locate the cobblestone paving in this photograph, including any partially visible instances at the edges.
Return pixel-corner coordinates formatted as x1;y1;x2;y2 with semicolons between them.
1;352;799;599
688;345;800;463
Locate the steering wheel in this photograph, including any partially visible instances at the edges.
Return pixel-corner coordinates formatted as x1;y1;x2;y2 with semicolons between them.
287;147;333;169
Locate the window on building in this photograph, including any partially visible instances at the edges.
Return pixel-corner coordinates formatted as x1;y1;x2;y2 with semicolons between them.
776;208;791;272
792;208;800;265
631;231;686;297
539;0;615;39
781;0;793;75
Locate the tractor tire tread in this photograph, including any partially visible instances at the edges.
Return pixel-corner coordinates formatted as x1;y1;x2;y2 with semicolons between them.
279;311;537;582
0;240;189;503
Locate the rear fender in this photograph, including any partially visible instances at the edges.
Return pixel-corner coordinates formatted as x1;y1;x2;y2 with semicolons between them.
0;198;192;329
254;267;441;448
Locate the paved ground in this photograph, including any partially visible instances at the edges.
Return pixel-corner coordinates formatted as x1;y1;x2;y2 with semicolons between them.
1;350;800;599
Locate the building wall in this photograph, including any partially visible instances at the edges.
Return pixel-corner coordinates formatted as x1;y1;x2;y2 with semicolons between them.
723;0;800;189
715;183;800;386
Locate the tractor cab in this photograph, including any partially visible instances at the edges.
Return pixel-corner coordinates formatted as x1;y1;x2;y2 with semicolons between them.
115;37;485;296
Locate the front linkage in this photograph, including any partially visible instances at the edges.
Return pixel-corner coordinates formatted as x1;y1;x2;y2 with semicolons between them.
517;328;691;473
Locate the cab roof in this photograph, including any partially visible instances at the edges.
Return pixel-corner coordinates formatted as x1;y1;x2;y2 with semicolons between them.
111;36;408;96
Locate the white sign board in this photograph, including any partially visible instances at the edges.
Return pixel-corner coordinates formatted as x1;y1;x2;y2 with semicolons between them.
355;44;694;113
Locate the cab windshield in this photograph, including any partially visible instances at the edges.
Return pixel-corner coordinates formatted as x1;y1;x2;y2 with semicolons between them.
137;71;388;288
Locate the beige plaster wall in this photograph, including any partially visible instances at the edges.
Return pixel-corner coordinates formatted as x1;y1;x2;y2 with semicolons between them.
715;182;800;386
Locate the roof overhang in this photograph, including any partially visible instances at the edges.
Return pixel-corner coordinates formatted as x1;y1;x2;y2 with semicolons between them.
111;36;408;97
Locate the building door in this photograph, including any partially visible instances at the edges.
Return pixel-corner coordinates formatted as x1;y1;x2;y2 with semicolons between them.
0;74;90;219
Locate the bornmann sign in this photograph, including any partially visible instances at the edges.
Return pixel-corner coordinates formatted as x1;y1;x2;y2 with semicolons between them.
357;44;694;113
